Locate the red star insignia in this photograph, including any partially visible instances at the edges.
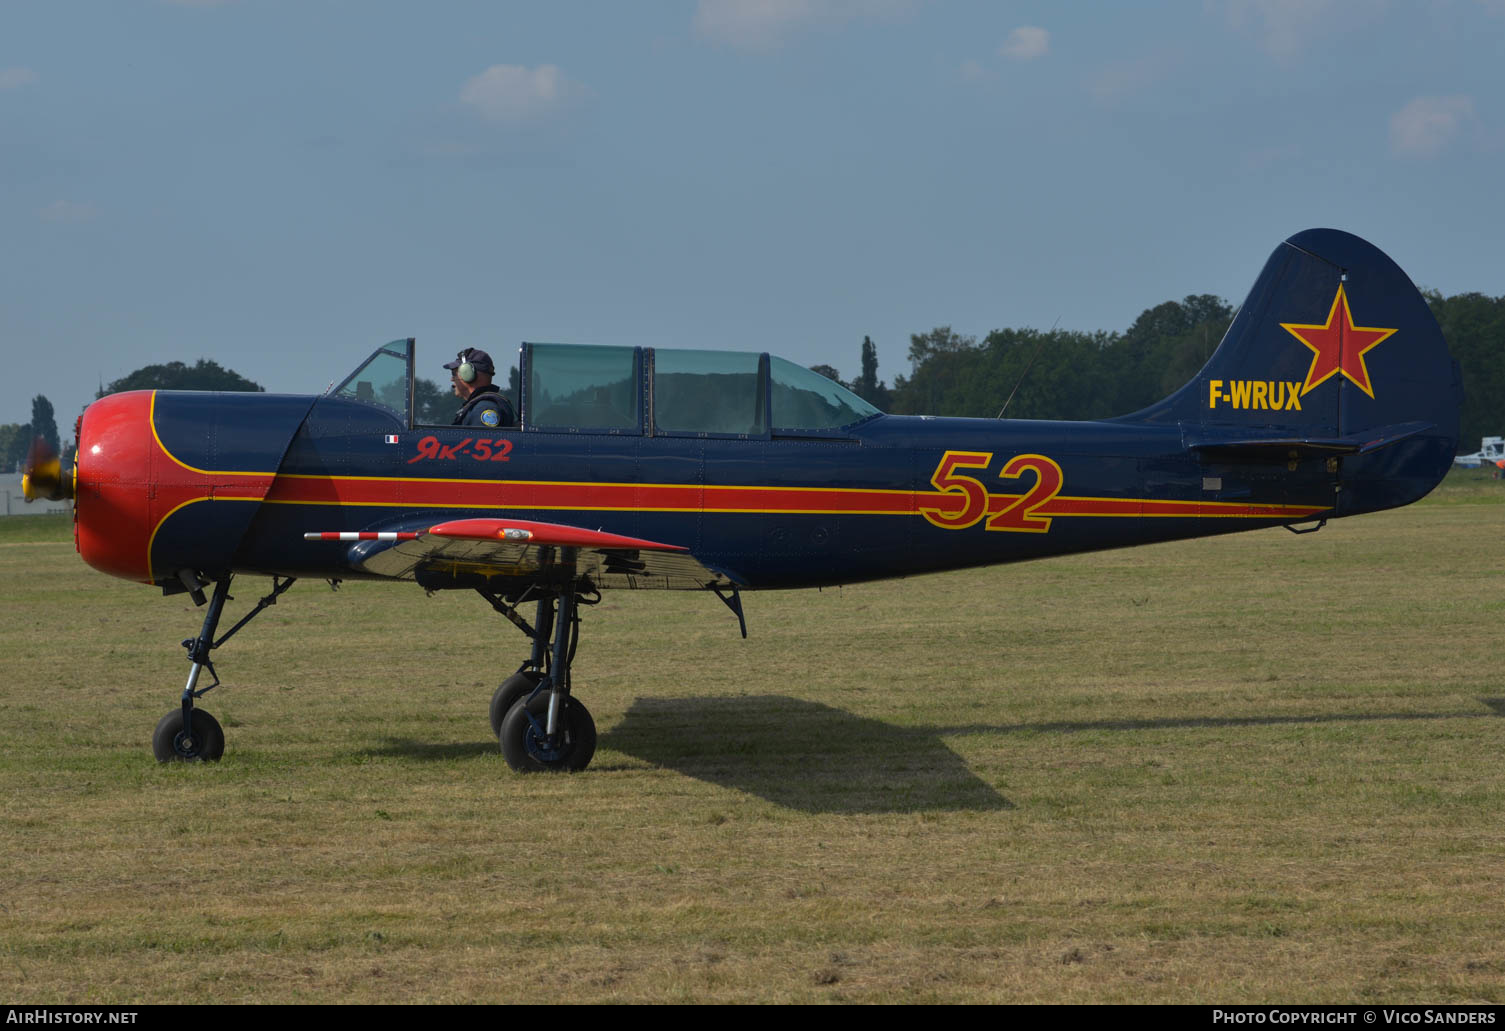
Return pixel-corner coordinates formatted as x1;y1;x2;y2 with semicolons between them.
1280;284;1397;399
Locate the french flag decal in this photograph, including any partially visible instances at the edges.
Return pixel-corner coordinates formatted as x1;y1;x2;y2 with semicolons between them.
384;434;400;444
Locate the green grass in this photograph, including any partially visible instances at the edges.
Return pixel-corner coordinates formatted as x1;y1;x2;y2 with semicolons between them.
0;512;72;543
1;479;1503;1003
1428;465;1505;504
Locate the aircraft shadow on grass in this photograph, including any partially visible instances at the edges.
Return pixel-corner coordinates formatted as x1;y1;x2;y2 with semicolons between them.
366;698;1502;813
366;694;1014;814
602;695;1014;814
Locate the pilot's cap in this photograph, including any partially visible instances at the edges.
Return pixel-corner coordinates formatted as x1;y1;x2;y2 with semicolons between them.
443;348;495;374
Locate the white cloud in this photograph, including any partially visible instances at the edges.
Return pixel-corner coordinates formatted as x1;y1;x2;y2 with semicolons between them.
1225;0;1330;57
694;0;811;49
1089;54;1168;104
460;64;586;125
1223;0;1383;58
958;59;987;83
0;67;39;89
1390;95;1476;157
999;26;1049;60
693;0;911;50
39;201;97;224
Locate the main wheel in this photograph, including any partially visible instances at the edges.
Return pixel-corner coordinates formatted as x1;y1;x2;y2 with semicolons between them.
499;692;596;773
490;669;546;738
152;708;225;763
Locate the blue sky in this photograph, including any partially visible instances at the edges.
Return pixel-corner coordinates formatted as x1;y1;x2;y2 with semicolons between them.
3;0;1502;428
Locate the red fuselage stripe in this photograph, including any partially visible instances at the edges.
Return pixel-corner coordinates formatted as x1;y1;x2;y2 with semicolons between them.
262;475;1327;520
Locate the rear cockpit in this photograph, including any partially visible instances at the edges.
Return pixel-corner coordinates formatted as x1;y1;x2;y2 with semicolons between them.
331;338;882;438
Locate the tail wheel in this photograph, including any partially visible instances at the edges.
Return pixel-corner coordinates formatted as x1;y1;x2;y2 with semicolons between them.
152;708;225;763
499;692;596;773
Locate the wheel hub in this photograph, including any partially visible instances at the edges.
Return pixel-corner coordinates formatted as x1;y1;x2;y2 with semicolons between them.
523;720;564;762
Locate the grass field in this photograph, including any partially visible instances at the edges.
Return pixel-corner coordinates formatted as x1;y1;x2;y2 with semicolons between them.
2;471;1503;1004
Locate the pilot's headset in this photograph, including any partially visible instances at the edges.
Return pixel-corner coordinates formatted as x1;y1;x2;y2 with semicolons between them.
455;348;478;384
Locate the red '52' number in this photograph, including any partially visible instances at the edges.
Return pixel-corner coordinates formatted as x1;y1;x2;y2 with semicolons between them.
919;450;1064;533
918;451;991;528
986;454;1063;533
407;436;513;465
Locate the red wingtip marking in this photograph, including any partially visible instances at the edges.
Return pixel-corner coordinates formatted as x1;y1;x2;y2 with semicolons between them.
427;518;687;552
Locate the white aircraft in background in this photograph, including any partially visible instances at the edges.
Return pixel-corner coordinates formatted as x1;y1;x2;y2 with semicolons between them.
1453;436;1504;468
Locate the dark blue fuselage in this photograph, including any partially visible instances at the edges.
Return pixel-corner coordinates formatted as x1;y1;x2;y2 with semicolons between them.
206;394;1338;591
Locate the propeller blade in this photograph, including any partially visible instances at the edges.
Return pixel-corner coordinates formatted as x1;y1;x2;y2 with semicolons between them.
21;436;71;503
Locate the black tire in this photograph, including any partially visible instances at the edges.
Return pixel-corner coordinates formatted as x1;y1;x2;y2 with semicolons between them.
499;692;596;773
152;708;225;763
489;669;546;738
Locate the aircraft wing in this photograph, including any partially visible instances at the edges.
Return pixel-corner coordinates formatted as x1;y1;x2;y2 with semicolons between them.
305;518;737;591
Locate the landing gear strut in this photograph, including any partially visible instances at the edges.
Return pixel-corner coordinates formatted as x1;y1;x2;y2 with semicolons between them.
152;574;296;762
482;588;552;738
481;581;598;773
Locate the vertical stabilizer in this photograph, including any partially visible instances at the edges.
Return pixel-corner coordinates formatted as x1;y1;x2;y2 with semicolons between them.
1126;229;1461;514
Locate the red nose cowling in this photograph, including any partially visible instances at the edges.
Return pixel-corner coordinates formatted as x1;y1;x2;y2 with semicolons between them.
73;391;159;584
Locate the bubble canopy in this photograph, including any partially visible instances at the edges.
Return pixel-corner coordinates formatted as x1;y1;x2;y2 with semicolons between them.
331;339;882;437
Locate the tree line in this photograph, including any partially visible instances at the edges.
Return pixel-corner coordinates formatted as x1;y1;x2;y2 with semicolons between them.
824;293;1236;422
823;292;1503;452
1;360;262;472
4;292;1500;472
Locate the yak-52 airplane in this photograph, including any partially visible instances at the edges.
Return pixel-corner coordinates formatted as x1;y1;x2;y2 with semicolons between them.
24;228;1461;772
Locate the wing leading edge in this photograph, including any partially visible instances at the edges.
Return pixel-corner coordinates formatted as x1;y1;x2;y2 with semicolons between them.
305;517;737;591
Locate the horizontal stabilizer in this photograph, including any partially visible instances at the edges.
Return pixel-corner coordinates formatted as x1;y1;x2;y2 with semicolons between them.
1189;421;1434;463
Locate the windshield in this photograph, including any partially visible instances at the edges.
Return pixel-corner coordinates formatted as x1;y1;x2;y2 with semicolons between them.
331;339;413;422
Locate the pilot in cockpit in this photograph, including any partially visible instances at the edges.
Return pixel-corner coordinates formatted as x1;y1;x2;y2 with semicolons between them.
444;348;515;428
